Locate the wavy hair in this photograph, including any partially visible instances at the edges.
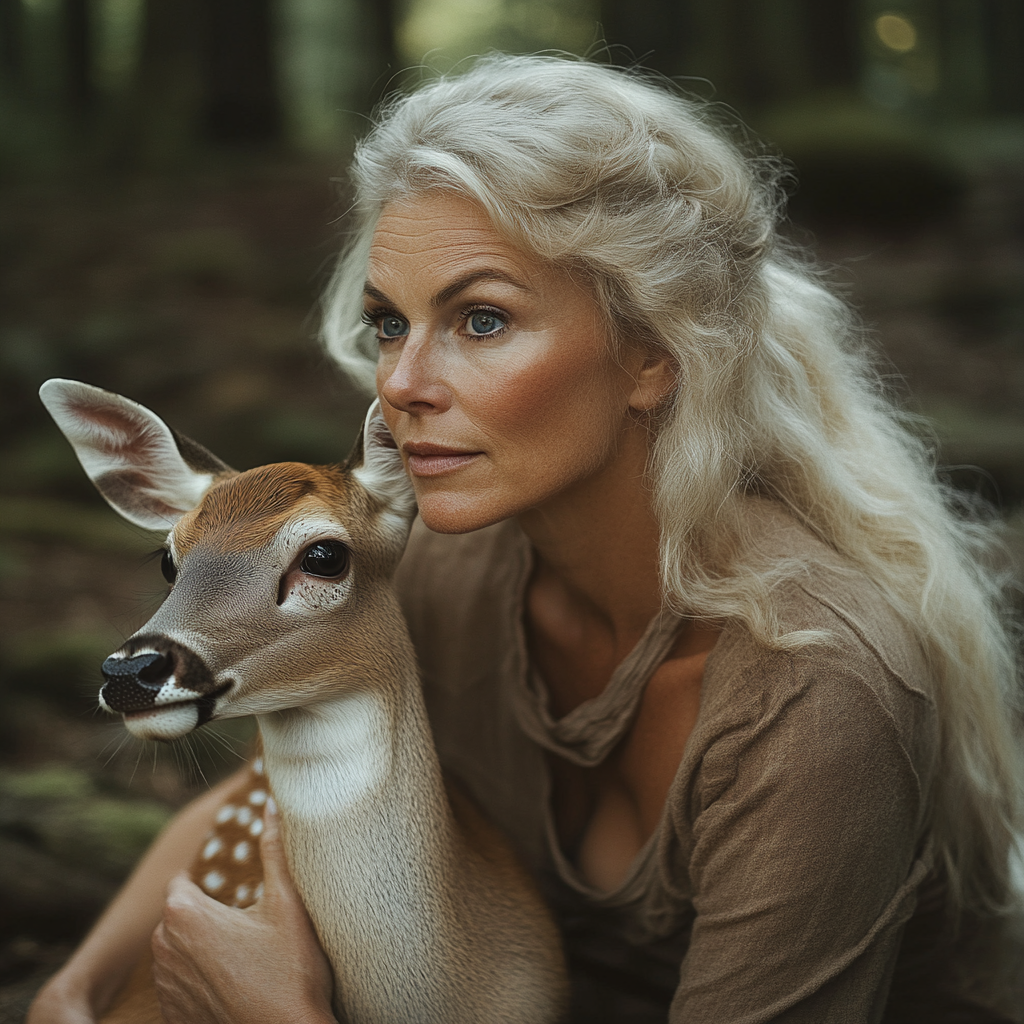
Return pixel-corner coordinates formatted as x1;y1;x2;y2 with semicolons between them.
321;54;1023;916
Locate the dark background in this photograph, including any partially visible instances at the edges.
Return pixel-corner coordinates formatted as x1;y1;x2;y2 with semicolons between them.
0;0;1021;1017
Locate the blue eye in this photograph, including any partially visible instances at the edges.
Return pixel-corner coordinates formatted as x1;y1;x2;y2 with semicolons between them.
380;315;409;338
466;311;506;336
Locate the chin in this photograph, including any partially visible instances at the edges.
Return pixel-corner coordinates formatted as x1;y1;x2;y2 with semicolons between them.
414;492;515;535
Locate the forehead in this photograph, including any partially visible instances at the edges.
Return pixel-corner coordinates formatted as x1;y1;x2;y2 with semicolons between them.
173;463;353;556
367;194;540;286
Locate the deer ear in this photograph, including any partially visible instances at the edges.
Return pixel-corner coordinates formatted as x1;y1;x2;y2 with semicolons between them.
39;379;234;531
349;400;416;522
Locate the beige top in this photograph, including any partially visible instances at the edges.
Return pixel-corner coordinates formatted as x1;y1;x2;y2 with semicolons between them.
395;502;1010;1023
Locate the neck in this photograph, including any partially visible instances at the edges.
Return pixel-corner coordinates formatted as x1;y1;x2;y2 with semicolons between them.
257;669;467;1023
517;424;665;651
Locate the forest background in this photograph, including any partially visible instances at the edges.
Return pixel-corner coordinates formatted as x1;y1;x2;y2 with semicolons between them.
0;0;1021;1017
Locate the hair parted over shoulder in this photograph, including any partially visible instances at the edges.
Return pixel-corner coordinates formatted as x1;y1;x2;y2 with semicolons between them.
322;54;1023;916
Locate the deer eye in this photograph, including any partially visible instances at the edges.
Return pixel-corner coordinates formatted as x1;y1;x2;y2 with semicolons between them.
300;541;349;579
160;549;177;584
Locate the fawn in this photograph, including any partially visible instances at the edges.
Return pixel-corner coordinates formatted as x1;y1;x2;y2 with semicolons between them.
40;378;567;1024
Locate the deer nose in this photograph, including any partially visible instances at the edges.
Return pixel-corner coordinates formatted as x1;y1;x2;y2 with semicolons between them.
100;652;174;712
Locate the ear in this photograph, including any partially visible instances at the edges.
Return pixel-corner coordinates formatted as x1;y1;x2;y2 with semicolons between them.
39;379;234;531
628;353;677;413
348;399;416;522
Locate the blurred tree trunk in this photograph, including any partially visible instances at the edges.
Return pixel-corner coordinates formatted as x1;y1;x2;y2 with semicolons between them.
597;0;817;109
937;0;993;114
714;0;774;106
981;0;1024;113
0;0;24;94
598;0;692;79
353;0;401;110
114;0;203;166
111;0;286;166
802;0;859;91
202;0;282;145
61;0;95;120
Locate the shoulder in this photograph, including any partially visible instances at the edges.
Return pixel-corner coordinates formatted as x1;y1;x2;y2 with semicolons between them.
395;516;524;607
692;501;939;811
394;517;528;693
395;517;526;629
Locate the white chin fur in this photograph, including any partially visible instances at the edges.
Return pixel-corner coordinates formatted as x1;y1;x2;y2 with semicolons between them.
123;704;200;740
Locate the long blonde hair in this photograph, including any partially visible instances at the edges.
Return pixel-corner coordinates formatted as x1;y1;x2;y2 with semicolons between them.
321;54;1023;915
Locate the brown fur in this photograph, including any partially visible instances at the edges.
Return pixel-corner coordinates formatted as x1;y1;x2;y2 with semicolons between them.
173;464;349;555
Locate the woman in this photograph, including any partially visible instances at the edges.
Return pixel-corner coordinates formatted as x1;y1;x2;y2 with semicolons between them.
30;55;1023;1023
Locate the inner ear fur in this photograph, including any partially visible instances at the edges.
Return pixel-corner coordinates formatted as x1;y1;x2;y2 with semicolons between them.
349;399;416;522
39;379;235;532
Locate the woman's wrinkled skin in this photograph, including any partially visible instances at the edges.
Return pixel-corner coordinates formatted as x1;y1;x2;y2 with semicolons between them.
368;195;715;893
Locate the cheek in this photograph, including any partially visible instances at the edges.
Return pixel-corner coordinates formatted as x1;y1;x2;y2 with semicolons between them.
375;349;396;389
474;339;626;454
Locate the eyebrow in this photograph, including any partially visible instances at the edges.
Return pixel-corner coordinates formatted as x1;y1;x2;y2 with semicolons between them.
362;270;532;310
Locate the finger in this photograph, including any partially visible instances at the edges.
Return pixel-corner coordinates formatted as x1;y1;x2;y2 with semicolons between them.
162;873;230;937
165;871;207;908
257;797;297;902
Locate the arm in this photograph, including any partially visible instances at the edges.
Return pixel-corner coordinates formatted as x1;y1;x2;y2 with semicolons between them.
28;768;250;1023
671;663;934;1023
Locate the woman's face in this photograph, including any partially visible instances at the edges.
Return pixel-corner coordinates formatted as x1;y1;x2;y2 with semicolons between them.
366;193;656;534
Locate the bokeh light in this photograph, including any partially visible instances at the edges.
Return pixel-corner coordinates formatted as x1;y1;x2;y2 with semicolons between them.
875;13;917;54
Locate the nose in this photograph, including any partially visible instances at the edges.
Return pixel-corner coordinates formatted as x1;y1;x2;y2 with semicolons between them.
378;336;452;415
100;651;175;712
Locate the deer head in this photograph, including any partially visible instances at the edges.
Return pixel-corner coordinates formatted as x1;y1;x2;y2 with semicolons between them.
39;379;416;743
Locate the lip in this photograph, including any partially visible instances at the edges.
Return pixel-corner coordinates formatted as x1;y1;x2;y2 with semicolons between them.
403;441;482;478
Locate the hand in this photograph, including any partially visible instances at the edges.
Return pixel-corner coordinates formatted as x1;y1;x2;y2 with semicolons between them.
152;800;336;1024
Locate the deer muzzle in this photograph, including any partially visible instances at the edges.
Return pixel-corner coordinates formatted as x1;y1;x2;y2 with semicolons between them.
100;638;228;741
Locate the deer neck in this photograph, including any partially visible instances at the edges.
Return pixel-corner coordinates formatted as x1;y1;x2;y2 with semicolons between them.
256;652;468;1023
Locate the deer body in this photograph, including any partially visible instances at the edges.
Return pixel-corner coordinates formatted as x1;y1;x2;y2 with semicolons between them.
40;379;567;1024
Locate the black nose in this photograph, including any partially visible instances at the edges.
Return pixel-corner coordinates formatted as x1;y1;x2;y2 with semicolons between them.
101;652;174;712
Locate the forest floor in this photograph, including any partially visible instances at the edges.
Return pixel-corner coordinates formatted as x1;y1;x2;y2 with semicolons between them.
0;153;1022;1020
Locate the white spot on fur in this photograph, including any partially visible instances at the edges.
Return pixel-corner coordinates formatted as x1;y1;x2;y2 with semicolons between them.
253;758;264;775
235;806;253;826
249;817;264;837
216;804;235;824
248;789;266;805
202;871;225;893
254;883;264;900
235;884;251;903
202;838;222;860
232;841;251;862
